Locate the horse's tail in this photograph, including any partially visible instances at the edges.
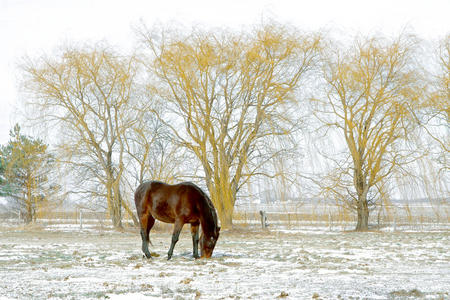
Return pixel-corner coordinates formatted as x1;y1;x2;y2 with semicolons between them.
136;181;155;245
134;181;148;209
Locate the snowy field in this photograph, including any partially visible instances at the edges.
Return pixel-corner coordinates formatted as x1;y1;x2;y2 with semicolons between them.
0;224;449;300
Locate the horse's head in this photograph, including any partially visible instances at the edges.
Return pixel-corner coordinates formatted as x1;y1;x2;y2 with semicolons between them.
199;226;220;258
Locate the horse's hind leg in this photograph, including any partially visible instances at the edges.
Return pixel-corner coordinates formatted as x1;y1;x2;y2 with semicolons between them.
167;219;184;260
140;215;155;259
191;222;200;259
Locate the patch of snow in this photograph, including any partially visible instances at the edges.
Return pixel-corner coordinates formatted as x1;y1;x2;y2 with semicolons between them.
0;226;449;299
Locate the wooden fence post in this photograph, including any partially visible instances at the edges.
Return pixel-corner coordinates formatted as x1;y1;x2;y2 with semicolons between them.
328;212;332;231
393;214;396;232
79;210;83;230
259;210;268;229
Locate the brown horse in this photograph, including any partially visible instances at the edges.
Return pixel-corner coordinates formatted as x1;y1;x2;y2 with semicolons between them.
134;181;220;260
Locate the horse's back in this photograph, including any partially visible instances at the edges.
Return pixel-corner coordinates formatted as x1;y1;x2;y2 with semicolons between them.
135;181;203;224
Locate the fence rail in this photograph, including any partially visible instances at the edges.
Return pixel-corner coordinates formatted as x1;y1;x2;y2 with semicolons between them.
0;201;449;231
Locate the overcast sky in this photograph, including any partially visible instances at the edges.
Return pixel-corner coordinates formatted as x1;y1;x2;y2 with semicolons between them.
0;0;449;145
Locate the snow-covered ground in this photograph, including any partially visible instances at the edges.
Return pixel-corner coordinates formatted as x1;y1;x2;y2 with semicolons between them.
0;224;448;299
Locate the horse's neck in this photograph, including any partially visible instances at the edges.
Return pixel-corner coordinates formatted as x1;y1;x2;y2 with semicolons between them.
198;197;217;236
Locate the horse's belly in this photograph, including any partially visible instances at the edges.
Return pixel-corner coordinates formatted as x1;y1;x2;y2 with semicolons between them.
151;211;199;224
150;207;176;223
153;214;176;224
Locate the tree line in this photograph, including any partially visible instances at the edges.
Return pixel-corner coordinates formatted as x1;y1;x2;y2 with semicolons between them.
1;23;448;231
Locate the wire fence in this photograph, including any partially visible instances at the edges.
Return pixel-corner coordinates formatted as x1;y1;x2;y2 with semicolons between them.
0;200;449;231
233;200;450;230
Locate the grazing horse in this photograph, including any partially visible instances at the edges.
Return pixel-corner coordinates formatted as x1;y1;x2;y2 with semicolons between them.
134;181;220;260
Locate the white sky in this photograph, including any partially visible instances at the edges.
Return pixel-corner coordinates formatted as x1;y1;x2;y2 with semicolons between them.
0;0;449;145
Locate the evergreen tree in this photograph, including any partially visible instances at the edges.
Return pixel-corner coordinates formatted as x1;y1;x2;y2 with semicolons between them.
0;125;58;223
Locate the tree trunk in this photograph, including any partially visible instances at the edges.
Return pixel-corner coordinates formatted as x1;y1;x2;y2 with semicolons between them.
210;188;233;229
353;167;369;231
218;206;234;229
25;182;33;224
121;195;139;227
111;210;123;229
25;203;33;224
207;178;236;229
111;189;123;229
355;197;369;231
106;182;123;229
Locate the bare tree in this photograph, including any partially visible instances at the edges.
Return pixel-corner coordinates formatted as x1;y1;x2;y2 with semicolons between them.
21;44;139;228
313;34;425;231
123;106;185;187
138;24;321;227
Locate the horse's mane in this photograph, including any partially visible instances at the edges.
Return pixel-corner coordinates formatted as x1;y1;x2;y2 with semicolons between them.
200;189;219;229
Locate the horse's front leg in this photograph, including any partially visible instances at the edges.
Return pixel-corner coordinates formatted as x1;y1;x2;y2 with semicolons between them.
167;219;184;260
191;223;200;259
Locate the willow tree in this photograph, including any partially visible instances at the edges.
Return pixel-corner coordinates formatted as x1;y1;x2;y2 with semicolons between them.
139;24;320;227
421;35;449;169
314;34;425;231
437;35;449;119
21;45;139;228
